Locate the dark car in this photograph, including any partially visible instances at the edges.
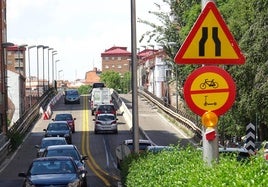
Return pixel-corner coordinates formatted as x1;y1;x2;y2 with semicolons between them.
92;82;105;88
35;137;67;157
53;113;76;133
43;121;72;144
95;103;117;117
18;156;86;187
42;145;88;186
219;147;251;162
64;89;80;104
116;139;154;168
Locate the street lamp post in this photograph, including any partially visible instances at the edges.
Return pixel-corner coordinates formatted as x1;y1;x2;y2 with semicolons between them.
42;46;49;92
37;45;44;97
58;70;63;80
52;51;58;87
1;42;15;134
27;45;36;107
47;48;53;87
55;60;60;80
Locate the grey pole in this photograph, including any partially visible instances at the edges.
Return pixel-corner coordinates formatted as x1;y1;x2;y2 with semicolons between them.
47;48;53;87
200;0;218;166
27;45;36;107
131;0;139;153
42;46;49;92
52;51;58;87
37;45;44;97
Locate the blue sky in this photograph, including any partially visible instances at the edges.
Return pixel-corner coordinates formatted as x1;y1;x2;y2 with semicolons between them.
7;0;166;81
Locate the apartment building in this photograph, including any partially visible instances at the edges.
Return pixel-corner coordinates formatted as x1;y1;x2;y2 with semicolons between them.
6;45;27;125
101;46;131;75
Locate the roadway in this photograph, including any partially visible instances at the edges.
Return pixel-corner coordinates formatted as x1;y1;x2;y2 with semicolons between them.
0;93;196;187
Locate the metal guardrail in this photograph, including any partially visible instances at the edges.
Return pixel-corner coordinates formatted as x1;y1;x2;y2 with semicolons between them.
112;88;202;141
139;89;202;140
0;88;57;164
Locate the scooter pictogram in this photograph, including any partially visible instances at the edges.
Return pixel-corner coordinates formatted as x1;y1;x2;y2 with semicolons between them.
204;95;217;106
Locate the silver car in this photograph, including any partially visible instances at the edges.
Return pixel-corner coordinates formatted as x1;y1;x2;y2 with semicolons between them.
93;113;118;134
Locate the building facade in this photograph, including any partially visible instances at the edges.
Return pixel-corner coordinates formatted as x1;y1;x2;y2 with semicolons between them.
6;45;27;125
101;46;131;75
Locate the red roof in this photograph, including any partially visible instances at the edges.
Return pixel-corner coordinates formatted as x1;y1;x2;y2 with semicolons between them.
101;46;131;57
7;45;27;51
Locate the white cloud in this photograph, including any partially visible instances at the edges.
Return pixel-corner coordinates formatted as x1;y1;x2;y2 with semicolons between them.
7;0;167;81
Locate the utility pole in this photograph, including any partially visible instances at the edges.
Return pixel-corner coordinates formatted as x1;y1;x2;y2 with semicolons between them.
130;0;139;153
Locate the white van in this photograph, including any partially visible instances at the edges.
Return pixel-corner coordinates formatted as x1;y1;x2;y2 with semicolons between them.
90;88;111;115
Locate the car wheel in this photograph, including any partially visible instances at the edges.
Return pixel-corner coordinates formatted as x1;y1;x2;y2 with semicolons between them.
82;179;87;187
94;129;98;134
91;111;94;115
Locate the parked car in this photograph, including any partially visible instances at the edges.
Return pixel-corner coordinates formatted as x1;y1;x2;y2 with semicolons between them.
43;121;72;144
18;156;86;187
64;89;80;104
146;145;175;153
219;147;250;162
42;145;88;186
116;139;154;168
93;113;118;134
52;113;76;133
95;103;117;117
35;137;67;157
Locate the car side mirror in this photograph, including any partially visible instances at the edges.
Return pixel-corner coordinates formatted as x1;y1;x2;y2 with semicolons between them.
18;172;27;178
82;155;88;160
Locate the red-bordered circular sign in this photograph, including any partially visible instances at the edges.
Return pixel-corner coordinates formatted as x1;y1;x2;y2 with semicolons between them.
184;66;236;116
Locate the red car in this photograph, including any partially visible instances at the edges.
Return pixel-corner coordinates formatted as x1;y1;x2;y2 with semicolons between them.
95;104;117;117
52;113;76;133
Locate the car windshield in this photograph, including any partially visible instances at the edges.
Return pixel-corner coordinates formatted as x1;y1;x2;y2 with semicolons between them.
97;115;115;121
66;90;79;96
55;114;72;121
30;160;75;175
47;123;69;131
45;149;80;161
41;139;67;149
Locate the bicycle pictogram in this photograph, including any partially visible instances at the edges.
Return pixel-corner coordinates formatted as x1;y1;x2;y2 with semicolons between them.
200;79;218;89
204;95;217;106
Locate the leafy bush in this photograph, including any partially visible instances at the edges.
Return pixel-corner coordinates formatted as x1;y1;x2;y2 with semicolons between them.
123;147;268;187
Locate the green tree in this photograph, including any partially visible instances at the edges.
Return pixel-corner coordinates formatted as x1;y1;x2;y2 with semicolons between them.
121;72;131;93
139;0;268;140
78;85;91;94
100;71;121;91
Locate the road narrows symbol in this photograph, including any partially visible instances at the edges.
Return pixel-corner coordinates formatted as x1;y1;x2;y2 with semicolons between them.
199;27;221;57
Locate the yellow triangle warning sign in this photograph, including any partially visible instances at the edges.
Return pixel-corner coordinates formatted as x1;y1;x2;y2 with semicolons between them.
174;2;245;65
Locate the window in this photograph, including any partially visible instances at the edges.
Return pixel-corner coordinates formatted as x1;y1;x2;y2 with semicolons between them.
118;65;122;69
